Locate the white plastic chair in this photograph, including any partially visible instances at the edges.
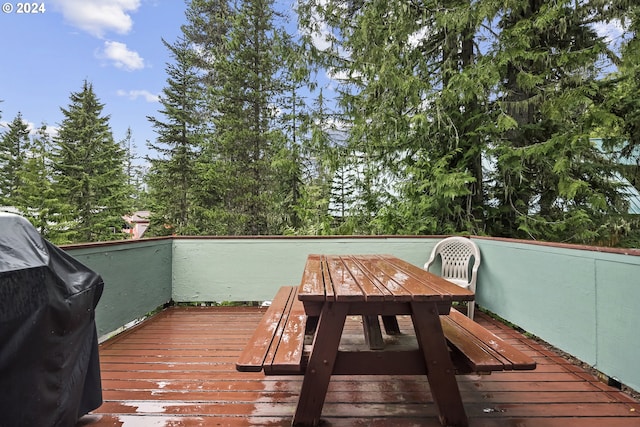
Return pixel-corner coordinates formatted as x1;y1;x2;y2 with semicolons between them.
424;236;481;319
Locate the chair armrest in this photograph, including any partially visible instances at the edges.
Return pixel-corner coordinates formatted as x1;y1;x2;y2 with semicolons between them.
424;251;437;271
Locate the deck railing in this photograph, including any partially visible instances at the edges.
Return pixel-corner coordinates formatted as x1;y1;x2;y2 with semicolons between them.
64;235;640;393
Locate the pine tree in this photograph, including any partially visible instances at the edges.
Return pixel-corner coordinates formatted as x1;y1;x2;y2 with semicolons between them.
120;127;147;211
181;0;232;84
269;31;314;233
14;125;72;241
604;4;640;164
0;112;30;206
297;0;489;234
52;80;129;243
286;89;336;235
298;0;632;243
207;0;299;235
146;36;205;236
597;2;640;246
486;0;627;243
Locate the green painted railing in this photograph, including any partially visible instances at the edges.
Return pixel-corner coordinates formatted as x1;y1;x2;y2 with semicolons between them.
64;236;640;393
472;237;640;393
66;238;173;339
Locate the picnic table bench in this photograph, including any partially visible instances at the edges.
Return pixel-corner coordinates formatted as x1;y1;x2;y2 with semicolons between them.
236;255;536;426
237;285;307;375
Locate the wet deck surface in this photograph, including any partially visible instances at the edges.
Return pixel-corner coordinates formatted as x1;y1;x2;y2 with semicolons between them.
78;306;640;426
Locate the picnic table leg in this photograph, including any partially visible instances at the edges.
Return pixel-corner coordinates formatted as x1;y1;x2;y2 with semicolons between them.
362;315;385;350
411;301;468;427
381;315;401;335
362;315;400;349
305;316;318;335
293;302;349;426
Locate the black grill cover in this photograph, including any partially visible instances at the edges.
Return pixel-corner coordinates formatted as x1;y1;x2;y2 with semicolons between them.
0;213;103;427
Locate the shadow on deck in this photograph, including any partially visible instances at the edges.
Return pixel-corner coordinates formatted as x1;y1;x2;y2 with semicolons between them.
78;306;640;426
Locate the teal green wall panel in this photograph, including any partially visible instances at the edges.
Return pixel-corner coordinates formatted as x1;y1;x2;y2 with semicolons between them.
171;237;437;302
473;239;597;365
594;258;640;390
65;240;173;337
473;238;639;392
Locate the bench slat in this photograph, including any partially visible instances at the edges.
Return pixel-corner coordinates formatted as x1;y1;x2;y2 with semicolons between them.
266;287;307;374
236;286;295;372
449;308;536;369
442;308;536;372
441;316;506;372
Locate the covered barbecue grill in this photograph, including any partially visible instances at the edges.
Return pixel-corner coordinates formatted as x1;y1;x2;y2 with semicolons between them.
0;212;103;426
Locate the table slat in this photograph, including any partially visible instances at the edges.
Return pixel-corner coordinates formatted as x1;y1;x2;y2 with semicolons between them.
326;256;364;301
384;255;475;301
321;255;335;301
364;255;436;301
298;254;326;302
340;256;387;301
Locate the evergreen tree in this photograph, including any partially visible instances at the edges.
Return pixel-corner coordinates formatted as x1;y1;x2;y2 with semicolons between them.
604;4;640;168
268;30;316;233
14;125;72;242
181;0;232;85
298;0;489;234
144;0;311;236
207;0;298;235
0;112;29;206
288;89;337;235
146;36;205;236
598;3;640;246
52;81;129;243
120;127;147;211
328;154;358;223
175;0;236;234
487;0;627;243
299;0;631;244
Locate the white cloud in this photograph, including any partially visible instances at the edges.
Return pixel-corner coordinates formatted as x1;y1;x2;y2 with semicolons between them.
592;19;628;50
98;41;145;71
307;21;333;52
52;0;141;38
116;89;159;103
298;3;337;53
39;125;60;139
0;120;59;138
408;26;430;49
28;123;60;140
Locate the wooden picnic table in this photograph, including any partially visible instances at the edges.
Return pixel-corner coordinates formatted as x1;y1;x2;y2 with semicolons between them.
237;253;535;426
294;254;475;426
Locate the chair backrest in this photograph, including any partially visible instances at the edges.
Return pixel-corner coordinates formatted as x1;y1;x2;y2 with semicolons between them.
424;236;481;292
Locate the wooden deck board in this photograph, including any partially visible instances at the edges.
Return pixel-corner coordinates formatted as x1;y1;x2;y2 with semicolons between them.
78;306;640;426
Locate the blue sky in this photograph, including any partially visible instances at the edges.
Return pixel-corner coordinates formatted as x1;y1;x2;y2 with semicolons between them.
0;0;187;163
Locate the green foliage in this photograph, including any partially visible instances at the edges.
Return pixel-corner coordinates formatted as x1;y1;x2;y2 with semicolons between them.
0;113;29;205
145;36;205;236
146;0;320;236
52;80;129;243
14;125;73;243
205;0;293;235
4;1;639;247
120;127;146;211
293;0;638;246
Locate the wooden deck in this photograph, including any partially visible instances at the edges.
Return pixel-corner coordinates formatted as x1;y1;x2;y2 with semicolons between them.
78;306;640;427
